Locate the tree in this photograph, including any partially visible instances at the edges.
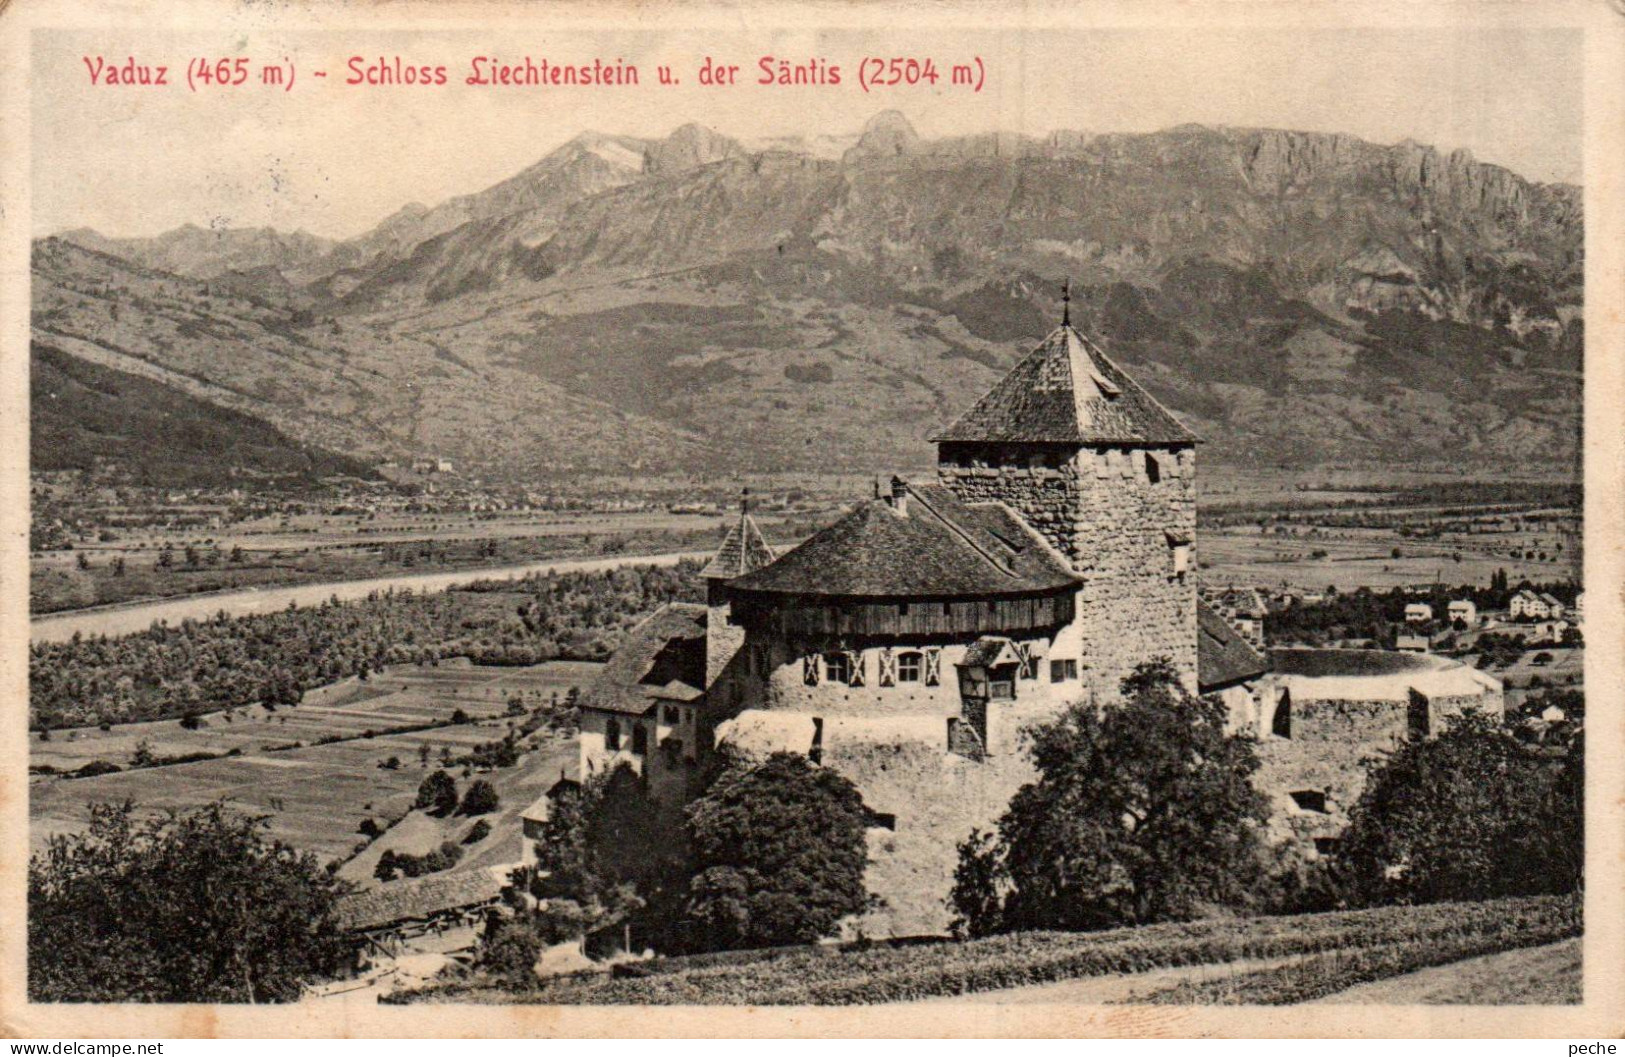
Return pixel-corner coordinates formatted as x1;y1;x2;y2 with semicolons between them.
951;661;1268;936
684;751;871;951
28;801;352;1002
130;739;157;769
415;770;459;816
459;780;500;816
463;819;492;844
1336;711;1582;905
451;708;471;725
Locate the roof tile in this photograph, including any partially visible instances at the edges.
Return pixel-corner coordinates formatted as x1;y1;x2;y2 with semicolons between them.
934;325;1198;445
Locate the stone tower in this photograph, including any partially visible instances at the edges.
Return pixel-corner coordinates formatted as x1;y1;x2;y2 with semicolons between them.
699;490;777;689
932;301;1200;698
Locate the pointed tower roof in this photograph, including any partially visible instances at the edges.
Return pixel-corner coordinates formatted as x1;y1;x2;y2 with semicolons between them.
932;320;1199;446
701;490;777;581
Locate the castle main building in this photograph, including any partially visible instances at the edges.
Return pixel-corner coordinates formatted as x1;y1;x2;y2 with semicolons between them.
575;311;1497;936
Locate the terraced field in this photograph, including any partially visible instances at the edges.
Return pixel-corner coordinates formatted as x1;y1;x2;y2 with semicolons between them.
29;659;597;863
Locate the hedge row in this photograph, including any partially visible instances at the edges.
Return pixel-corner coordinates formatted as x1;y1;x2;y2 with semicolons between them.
482;895;1579;1006
1143;911;1580;1004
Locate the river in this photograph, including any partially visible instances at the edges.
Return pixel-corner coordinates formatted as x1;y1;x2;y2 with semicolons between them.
30;550;710;644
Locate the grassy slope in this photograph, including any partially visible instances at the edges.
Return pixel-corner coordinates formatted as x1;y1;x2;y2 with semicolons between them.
32;341;373;489
391;894;1580;1006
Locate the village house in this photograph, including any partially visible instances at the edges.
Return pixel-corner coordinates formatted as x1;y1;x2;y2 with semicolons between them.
574;304;1499;936
336;868;505;966
1511;589;1564;621
1404;602;1433;624
1447;599;1478;627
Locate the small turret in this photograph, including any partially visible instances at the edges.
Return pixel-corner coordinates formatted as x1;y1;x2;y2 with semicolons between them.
702;489;777;687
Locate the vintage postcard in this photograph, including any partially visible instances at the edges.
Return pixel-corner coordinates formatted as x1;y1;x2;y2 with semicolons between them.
1;0;1622;1038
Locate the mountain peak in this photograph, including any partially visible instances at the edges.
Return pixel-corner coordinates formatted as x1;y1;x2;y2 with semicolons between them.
845;110;921;162
643;123;743;175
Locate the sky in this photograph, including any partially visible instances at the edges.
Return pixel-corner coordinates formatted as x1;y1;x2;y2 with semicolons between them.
31;24;1583;240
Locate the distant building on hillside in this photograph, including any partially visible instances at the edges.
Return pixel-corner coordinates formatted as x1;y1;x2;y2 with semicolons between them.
1395;633;1430;653
1404;602;1433;624
1512;589;1561;621
1447;599;1478;627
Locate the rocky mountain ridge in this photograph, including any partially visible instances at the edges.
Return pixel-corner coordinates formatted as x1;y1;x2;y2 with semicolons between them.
39;112;1582;479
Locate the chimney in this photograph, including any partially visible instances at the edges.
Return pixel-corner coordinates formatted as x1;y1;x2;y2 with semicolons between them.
890;475;909;517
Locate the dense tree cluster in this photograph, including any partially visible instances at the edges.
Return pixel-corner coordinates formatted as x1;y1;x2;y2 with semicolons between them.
374;841;464;882
952;661;1268;936
29;801;352;1002
684;752;872;950
1335;712;1583;905
30;560;703;729
483;753;872;968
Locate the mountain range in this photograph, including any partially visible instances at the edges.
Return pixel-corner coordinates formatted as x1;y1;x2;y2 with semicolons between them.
32;112;1583;483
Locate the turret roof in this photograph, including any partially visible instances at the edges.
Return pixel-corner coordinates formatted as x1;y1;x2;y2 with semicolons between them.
701;497;777;580
727;481;1078;599
933;324;1198;446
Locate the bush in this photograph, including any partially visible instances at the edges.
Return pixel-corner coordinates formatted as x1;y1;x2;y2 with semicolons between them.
463;819;492;844
684;752;871;951
459;780;500;816
952;660;1266;935
358;818;383;839
29;802;352;1002
73;759;122;778
1336;712;1582;905
179;712;203;731
415;770;459;816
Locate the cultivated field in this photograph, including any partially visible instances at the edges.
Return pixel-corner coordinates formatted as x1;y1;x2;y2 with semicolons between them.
29;660;599;864
1200;525;1577;594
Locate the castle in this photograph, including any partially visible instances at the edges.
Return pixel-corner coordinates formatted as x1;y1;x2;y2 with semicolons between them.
574;307;1501;936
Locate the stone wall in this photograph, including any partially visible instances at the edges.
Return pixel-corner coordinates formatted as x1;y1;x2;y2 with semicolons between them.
938;443;1198;699
1251;670;1504;850
578;706;702;806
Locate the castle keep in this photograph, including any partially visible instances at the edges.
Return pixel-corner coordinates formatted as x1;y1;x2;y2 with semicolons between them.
574;308;1499;936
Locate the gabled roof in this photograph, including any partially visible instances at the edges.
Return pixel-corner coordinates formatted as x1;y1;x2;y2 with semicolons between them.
1197;600;1268;691
336;869;504;932
701;504;776;580
579;602;708;716
963;637;1022;668
933;325;1198;446
727;481;1078;599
